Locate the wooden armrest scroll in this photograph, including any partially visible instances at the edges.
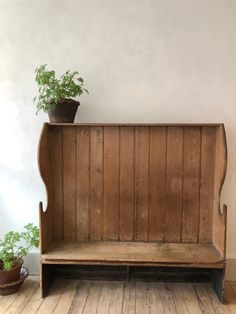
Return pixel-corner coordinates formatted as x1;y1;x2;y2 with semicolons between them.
38;124;54;253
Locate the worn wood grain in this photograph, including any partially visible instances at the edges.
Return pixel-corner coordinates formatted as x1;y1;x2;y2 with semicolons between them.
204;284;230;314
0;291;18;313
63;127;76;240
199;127;216;242
53;280;78;314
120;127;135;241
103;127;120;240
182;127;201;243
158;283;177;314
39;123;226;247
135;127;149;242
90;127;104;241
122;281;136;314
0;279;38;314
6;279;38;314
69;280;91;314
96;281;113;314
172;283;202;314
50;126;63;240
37;279;65;313
109;281;124;314
194;283;218;313
23;285;44;314
42;241;223;266
38;123;227;300
213;124;227;257
38;124;54;253
165;127;184;242
76;126;90;241
4;277;236;314
135;282;150;314
82;281;103;314
149;127;167;242
148;282;165;314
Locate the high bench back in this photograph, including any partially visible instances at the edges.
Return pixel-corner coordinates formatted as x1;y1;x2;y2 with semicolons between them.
38;123;227;257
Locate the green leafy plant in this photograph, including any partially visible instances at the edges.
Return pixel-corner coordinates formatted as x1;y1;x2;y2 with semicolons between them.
34;64;88;113
0;223;39;271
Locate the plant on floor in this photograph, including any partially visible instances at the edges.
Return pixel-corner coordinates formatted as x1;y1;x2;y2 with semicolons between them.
34;64;89;114
0;223;39;271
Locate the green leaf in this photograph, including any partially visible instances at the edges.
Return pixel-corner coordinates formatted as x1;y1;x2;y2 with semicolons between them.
33;65;89;114
0;224;39;270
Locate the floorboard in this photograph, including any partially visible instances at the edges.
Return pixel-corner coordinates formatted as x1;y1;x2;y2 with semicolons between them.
1;276;236;314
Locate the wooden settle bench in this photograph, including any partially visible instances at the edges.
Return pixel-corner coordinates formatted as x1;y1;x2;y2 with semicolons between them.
38;123;227;301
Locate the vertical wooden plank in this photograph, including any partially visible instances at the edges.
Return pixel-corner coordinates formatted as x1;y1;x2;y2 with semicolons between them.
51;280;78;314
90;127;104;241
199;127;216;242
23;285;44;313
148;282;165;313
194;284;221;313
37;279;65;313
122;282;136;314
2;279;38;314
76;126;90;241
158;283;177;314
69;281;92;314
109;281;124;314
50;127;63;240
63;126;76;240
171;283;202;314
39;125;54;252
0;292;18;313
97;281;113;314
204;284;230;314
103;126;120;240
149;127;167;242
213;125;227;257
120;127;135;241
135;127;149;242
135;282;150;314
165;127;184;243
182;127;201;243
82;281;103;314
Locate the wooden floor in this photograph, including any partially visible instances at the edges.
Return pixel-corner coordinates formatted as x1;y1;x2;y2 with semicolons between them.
1;277;236;313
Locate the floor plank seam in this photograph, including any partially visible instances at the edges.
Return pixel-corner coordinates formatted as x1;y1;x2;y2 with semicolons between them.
52;281;67;313
120;282;125;314
3;278;236;314
68;281;81;314
81;280;92;314
19;282;40;313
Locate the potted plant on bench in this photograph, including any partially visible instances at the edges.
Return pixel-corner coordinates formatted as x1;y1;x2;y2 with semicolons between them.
0;223;39;295
34;64;89;123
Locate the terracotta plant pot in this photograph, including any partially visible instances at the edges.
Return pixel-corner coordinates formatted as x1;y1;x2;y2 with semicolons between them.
0;266;29;296
0;259;23;286
48;99;80;123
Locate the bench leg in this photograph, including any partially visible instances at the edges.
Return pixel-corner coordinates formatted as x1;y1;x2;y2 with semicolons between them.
40;264;54;298
212;268;225;303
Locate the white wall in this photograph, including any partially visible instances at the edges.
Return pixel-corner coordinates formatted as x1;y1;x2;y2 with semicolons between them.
0;0;236;258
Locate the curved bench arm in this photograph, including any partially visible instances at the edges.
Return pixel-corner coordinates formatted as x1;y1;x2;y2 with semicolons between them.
213;124;227;258
38;124;54;254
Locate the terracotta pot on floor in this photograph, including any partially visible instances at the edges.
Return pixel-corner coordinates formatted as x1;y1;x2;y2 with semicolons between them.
0;259;23;286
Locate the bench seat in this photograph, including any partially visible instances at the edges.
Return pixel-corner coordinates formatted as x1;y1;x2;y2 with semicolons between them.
41;241;224;268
